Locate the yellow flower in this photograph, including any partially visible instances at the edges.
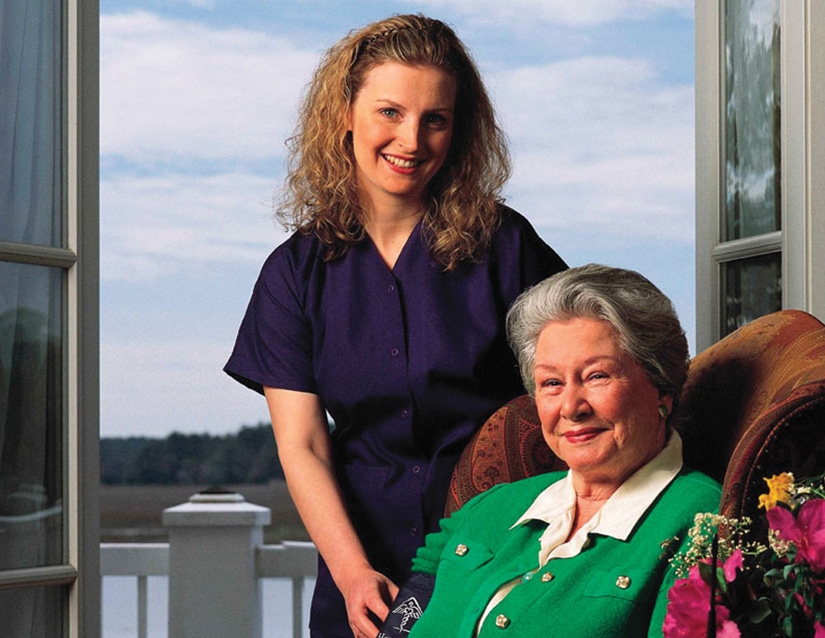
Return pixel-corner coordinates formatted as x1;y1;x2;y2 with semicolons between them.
758;472;794;510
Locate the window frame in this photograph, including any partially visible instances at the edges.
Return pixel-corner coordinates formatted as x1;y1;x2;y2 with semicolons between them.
68;0;101;634
695;0;825;352
0;0;100;635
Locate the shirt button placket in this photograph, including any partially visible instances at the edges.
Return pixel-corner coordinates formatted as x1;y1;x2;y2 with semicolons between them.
385;275;419;542
407;460;424;538
387;280;401;359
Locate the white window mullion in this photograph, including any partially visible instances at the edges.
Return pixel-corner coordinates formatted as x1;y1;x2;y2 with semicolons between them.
781;0;807;311
808;0;825;319
66;0;100;635
65;0;81;631
695;0;723;351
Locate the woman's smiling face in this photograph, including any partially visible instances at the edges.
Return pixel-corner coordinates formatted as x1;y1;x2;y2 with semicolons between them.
533;317;671;490
347;62;457;213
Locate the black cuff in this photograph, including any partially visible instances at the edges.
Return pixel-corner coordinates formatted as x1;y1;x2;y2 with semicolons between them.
377;573;435;637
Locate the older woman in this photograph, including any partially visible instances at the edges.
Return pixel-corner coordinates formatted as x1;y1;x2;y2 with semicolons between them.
392;264;720;638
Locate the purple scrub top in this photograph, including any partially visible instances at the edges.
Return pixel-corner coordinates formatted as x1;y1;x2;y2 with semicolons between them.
224;206;566;636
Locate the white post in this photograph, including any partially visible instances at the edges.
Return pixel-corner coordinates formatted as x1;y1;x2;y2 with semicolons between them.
163;489;271;638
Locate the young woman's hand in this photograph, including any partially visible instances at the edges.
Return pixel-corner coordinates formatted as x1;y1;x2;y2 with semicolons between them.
338;565;399;638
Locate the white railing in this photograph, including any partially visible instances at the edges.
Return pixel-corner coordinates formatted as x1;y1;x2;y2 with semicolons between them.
100;542;169;637
101;490;317;638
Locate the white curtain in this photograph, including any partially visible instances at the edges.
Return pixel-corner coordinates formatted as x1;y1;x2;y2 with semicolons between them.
0;0;65;634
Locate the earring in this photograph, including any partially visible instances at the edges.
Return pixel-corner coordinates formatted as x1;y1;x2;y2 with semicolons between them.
658;405;669;420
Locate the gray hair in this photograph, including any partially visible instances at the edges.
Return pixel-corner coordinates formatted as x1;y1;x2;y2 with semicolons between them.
506;264;689;407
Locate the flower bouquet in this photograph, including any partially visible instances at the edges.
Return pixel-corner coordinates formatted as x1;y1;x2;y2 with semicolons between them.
663;472;825;637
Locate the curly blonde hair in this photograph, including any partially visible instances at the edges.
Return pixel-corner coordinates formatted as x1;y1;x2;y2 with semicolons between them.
278;14;511;271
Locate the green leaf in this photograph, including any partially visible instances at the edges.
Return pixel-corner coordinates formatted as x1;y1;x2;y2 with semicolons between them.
698;560;716;585
745;600;773;624
717;568;729;595
764;567;783;580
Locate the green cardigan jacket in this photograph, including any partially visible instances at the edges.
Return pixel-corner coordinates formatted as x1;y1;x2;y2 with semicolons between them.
408;468;721;638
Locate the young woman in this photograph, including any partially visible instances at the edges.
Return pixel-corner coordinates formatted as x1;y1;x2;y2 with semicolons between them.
225;14;566;637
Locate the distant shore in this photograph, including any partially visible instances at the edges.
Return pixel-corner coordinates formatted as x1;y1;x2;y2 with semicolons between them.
100;480;308;544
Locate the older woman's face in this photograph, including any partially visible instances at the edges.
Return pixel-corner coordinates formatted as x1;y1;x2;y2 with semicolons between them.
533;317;671;489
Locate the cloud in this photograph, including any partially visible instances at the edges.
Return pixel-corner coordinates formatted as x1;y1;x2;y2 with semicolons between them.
100;339;270;437
100;171;288;281
489;56;694;240
176;0;216;8
417;0;693;27
100;11;318;164
99;13;695;285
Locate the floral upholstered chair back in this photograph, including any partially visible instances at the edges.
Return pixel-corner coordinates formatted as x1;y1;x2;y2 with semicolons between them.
445;394;565;516
677;309;825;519
445;310;825;519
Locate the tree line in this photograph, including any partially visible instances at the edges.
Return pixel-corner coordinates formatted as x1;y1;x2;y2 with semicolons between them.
100;423;284;485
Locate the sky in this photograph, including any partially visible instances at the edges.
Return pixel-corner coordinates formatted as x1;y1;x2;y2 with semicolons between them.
99;0;696;439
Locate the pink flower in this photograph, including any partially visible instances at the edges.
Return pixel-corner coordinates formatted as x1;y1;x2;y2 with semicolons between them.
767;499;825;572
815;622;825;638
722;549;743;582
664;563;741;638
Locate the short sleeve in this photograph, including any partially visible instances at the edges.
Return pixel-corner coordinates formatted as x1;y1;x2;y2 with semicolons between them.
492;207;567;293
223;241;317;395
514;213;567;287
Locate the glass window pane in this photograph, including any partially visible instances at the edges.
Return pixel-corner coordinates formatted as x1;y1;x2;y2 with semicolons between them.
722;253;782;336
0;262;64;570
0;585;66;637
724;0;781;240
0;0;63;246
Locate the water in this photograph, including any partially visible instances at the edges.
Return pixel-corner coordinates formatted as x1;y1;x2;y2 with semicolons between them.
102;576;315;637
